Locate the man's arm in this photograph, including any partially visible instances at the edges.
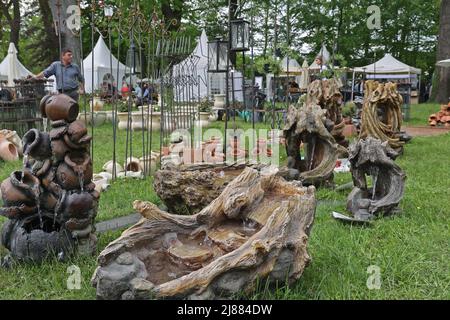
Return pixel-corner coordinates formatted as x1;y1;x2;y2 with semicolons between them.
77;65;85;94
36;62;57;79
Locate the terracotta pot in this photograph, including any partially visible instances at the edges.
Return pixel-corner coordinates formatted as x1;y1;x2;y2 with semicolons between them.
40;190;58;211
67;121;88;143
140;152;160;172
56;152;93;191
103;160;124;174
22;129;52;161
0;140;19;162
182;148;203;165
62;192;94;220
1;171;40;207
90;97;104;112
51;138;71;162
124;157;142;172
162;146;170;156
41;94;79;123
0;130;23;157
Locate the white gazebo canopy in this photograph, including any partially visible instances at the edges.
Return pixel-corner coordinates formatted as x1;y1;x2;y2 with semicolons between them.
83;36;129;93
0;43;33;86
354;53;421;75
436;59;450;67
280;56;302;75
173;29;209;100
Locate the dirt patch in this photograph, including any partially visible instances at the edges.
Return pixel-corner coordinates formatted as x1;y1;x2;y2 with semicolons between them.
403;126;450;137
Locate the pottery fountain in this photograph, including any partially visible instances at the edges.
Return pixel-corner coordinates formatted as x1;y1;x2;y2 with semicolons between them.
92;168;316;300
0;94;99;264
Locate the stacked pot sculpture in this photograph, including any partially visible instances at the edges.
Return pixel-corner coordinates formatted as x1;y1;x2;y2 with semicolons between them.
0;94;99;264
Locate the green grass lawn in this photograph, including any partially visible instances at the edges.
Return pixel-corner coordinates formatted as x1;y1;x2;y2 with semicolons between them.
0;104;449;299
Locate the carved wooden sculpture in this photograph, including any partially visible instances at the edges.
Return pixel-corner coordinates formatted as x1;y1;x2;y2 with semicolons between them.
307;79;348;148
333;137;406;223
92;168;316;300
359;81;405;151
284;104;346;186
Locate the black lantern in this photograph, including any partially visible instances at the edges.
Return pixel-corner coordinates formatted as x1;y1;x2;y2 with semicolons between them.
126;41;141;75
208;37;228;73
231;19;250;52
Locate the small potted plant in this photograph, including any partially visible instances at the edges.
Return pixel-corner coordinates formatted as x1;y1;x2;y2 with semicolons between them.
117;102;131;130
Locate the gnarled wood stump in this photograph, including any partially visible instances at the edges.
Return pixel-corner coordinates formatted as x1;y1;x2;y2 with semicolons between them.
284;104;346;186
92;168;316;300
359;81;405;152
342;137;406;222
153;164;248;215
307;79;348;148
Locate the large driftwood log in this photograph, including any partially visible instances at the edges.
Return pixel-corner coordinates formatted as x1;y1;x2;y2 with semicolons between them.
359;81;405;151
92;168;316;300
306;79;348;148
153;163;267;215
284;103;346;186
335;137;406;222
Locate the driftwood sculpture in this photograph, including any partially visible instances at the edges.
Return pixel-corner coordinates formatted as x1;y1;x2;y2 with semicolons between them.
284;104;346;186
307;79;348;148
359;81;405;151
92;168;316;300
333;137;406;223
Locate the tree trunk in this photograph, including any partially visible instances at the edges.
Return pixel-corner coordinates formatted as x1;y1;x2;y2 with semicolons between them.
38;0;60;63
48;0;81;66
161;0;184;32
434;0;450;104
0;0;21;52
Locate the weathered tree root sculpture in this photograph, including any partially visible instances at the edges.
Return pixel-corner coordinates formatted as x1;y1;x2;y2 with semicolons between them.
153;163;268;215
359;81;406;152
92;168;316;300
307;78;348;148
284;104;346;186
333;137;406;223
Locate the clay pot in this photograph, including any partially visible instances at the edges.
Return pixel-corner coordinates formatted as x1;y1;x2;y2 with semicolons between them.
22;129;52;161
0;140;19;162
41;94;79;123
214;94;226;109
103;160;124;174
1;171;40;207
183;148;203;165
62;192;94;220
40;191;58;211
67;120;88;143
90;97;104;112
0;130;23;157
140;152;161;172
51;138;71;162
56;152;93;191
124;157;142;172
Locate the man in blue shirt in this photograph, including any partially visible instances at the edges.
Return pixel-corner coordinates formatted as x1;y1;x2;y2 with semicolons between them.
35;48;85;102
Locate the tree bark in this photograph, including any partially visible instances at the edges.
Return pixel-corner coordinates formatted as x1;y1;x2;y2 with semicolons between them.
434;0;450;104
48;0;81;66
0;0;21;52
38;0;60;63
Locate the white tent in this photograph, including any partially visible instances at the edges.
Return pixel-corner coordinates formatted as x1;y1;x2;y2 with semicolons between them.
83;36;129;93
354;54;421;75
173;30;208;101
436;59;450;67
280;56;302;75
0;43;33;86
309;45;331;70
